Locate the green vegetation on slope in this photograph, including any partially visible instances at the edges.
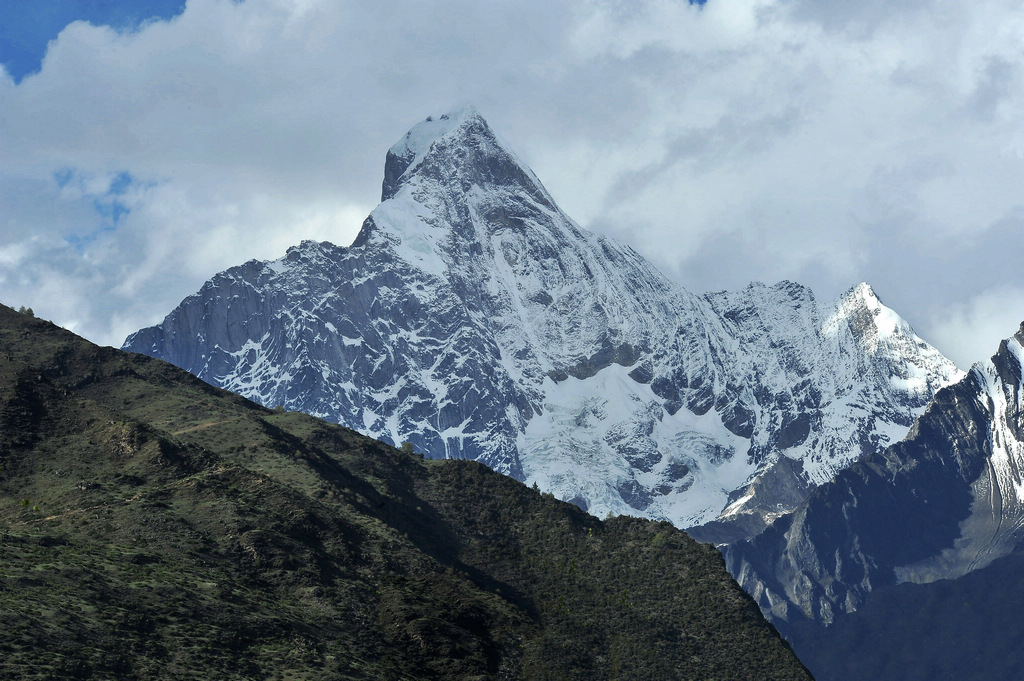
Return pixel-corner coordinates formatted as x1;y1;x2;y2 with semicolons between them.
0;305;812;680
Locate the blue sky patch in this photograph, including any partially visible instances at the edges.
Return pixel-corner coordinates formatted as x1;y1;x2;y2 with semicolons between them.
92;197;130;225
65;224;118;253
108;171;135;196
54;169;141;253
0;0;187;83
53;167;75;189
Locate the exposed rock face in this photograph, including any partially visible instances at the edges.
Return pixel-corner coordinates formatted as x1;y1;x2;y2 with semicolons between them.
123;107;961;531
726;324;1024;629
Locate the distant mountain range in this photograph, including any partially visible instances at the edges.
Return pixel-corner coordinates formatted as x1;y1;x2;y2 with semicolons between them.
0;303;812;680
124;107;961;542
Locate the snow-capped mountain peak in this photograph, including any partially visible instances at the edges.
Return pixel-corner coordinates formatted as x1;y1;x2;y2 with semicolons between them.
381;106;551;206
388;106;479;163
124;108;961;538
382;107;480;199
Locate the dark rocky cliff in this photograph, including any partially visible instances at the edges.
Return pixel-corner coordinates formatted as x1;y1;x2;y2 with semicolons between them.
727;324;1024;635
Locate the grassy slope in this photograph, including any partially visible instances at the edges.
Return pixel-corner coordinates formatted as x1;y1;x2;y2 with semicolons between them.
0;305;812;680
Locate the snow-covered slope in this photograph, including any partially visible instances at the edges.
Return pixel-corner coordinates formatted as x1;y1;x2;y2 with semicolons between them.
123;107;961;532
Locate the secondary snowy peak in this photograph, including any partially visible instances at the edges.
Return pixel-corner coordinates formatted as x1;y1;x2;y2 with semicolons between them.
685;281;962;539
123;108;960;541
827;282;964;414
826;283;958;395
725;322;1024;629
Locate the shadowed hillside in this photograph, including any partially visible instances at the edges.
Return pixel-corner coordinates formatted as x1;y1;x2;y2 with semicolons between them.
0;304;811;680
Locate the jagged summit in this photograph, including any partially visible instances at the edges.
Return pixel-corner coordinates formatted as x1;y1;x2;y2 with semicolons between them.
380;106;551;205
847;280;876;298
124;109;962;535
357;106;576;281
827;282;904;341
382;106;480;198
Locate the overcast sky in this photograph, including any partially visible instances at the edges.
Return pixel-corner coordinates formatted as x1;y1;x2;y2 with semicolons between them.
2;0;1023;369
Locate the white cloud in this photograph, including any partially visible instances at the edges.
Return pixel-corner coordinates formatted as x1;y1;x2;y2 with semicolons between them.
0;0;1022;368
927;287;1024;370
